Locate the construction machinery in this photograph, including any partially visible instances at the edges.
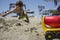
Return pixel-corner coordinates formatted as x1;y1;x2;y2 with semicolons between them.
42;6;60;40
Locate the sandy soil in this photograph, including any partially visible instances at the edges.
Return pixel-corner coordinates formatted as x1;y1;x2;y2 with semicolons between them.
0;17;59;40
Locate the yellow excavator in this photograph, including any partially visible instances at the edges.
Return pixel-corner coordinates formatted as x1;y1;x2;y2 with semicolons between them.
42;6;60;40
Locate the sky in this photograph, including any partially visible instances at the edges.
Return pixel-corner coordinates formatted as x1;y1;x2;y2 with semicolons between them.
0;0;60;17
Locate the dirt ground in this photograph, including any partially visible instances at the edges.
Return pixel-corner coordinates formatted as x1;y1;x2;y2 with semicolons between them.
0;17;60;40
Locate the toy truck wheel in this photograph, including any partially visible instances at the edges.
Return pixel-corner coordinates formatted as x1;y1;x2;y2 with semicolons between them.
56;32;60;39
45;32;54;40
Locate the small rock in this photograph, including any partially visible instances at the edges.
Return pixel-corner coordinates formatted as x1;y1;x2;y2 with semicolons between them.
36;33;39;36
35;31;38;33
30;27;37;32
0;26;3;29
16;23;21;26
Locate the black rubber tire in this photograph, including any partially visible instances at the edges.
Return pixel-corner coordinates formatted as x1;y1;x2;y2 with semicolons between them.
45;32;54;40
56;32;60;39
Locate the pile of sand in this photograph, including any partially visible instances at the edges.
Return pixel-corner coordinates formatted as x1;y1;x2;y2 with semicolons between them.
0;17;58;40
